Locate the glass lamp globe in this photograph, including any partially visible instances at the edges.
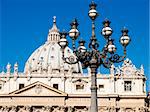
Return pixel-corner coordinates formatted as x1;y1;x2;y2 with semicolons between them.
120;35;130;46
88;9;98;20
101;27;113;38
69;29;80;40
78;46;87;53
58;38;68;49
107;44;116;53
78;39;86;53
101;19;113;39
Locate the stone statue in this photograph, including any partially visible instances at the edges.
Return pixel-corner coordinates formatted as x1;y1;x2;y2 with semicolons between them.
14;62;18;73
6;63;11;74
140;65;144;75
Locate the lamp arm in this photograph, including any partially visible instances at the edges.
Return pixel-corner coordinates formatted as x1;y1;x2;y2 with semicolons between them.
102;57;112;68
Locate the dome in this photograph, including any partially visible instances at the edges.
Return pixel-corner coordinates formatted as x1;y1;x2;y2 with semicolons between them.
24;16;82;74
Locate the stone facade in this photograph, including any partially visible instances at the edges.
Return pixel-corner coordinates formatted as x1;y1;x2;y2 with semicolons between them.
0;17;148;112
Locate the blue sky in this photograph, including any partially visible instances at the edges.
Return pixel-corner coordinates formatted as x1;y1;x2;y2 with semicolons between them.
0;0;149;91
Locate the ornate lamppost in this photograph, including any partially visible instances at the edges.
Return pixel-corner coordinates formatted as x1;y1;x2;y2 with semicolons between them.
58;1;130;112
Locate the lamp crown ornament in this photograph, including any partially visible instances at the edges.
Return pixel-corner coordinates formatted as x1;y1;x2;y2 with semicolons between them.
89;1;97;8
70;19;79;28
121;27;129;35
78;39;85;46
103;19;111;27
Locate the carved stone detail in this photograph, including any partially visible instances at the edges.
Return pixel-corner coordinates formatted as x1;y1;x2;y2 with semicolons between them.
35;84;42;94
0;106;147;112
0;106;9;112
9;106;16;112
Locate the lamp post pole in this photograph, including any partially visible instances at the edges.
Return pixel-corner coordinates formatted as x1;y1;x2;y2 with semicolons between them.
58;1;131;112
88;2;99;111
89;17;99;112
90;66;98;112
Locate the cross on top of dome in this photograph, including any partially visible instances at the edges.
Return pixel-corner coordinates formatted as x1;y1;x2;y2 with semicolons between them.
53;16;56;23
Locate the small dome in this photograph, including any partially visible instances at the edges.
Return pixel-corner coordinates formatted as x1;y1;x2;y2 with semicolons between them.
24;16;82;74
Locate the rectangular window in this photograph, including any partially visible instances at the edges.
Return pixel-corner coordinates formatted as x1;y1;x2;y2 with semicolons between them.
99;85;104;91
76;84;84;91
124;81;132;91
53;84;58;89
19;84;24;89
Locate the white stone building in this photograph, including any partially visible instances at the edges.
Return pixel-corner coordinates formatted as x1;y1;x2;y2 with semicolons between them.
0;17;147;112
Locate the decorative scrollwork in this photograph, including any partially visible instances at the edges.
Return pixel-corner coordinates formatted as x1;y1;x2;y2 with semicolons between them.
63;56;78;64
109;54;125;63
89;39;99;49
69;56;75;63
